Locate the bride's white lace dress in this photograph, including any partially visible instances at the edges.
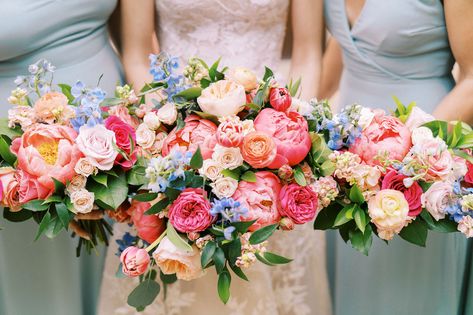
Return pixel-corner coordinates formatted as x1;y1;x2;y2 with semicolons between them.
98;1;332;314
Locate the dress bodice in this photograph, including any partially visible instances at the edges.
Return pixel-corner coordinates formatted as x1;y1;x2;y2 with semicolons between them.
0;0;117;76
156;0;289;72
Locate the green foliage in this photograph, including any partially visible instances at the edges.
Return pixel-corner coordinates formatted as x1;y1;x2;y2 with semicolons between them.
131;192;159;202
349;185;365;204
160;272;177;284
262;67;274;81
240;171;257;183
166;222;193;252
0;118;22;139
127;165;147;186
221;169;240;180
294;166;307;186
313;203;342;230
190;147;203;169
399;219;428;247
249;224;278;245
55;202;73;229
287;77;302;97
145;198;170;215
58;84;74;103
420;209;458;233
201;241;217;268
3;208;33;222
174;87;202;100
23;199;49;211
422;120;448;141
333;204;356;227
231;220;256;234
34;212;53;241
88;171;128;210
217;270;231;304
213;247;226;274
308;132;334;176
261;252;293;264
127;279;160;310
392;96;416;123
353;206;369;234
91;173;108;187
348;224;373;255
0;136;17;165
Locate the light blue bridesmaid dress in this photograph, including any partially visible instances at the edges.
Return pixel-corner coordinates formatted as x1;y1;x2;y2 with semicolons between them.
324;0;472;314
0;1;122;314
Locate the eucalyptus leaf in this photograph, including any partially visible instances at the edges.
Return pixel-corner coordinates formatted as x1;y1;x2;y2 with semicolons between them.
127;279;160;309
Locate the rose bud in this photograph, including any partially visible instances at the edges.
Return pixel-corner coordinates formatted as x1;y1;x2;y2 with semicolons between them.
280;217;295;231
187;232;200;241
269;87;292;112
120;246;150;277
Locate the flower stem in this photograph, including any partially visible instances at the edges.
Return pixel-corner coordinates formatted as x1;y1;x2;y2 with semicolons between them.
145;230;167;252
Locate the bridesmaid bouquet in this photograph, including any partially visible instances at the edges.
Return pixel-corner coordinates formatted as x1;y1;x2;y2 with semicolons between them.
313;100;473;255
114;53;333;310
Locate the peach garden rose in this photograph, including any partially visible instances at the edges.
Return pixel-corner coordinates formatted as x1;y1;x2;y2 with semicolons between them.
197;80;246;117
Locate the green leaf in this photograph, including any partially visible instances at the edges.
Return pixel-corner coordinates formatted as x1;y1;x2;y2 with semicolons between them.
209;58;221;81
132;193;158;202
262;252;293;264
246;103;260;111
191;111;219;124
52;178;66;194
349;225;373;255
287;77;302;97
0;136;16;165
294;166;307;186
231;220;256;234
349;185;365;204
320;160;336;176
145;198;170;215
229;264;248;281
88;171;128;210
58;84;74;103
253;79;271;107
175;118;185;130
240;171;257;183
201;241;217;268
313;203;342;230
309;132;333;164
91;173;108;187
42;195;63;204
56;202;73;229
449;121;464;148
457;133;473;149
420;209;457;233
254;252;275;266
213;247;226;274
249;224;278;245
333;205;355;227
34;212;52;241
353;206;368;234
454;149;473;164
399;219;428;247
101;98;125;107
174;87;202;100
262;67;274;81
166;222;193;252
23;199;50;211
221;169;241;180
423;120;448;141
160;272;177;284
127;279;160;309
225;238;242;264
190;147;203;169
3;208;32;222
0;118;22;139
217;270;231;304
165;187;182;201
127;166;147;186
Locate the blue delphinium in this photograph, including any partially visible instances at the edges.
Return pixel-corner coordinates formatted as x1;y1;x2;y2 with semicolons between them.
115;232;138;256
14;59;55;95
69;81;106;131
210;198;248;223
149;52;188;102
223;226;236;241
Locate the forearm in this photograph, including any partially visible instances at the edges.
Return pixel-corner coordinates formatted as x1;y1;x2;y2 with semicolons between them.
318;38;343;100
123;52;154;91
290;49;321;100
433;76;473;124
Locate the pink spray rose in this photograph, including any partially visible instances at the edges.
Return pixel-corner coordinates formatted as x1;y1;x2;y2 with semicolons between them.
279;184;318;224
382;170;423;217
421;181;453;221
232;171;282;231
128;200;166;244
76;124;118;171
216;116;244;147
269;87;292;112
120;246;150;277
162;115;217;159
350;111;411;166
0;168;21;211
105;115;137;170
11;124;82;195
168;188;214;233
254;108;311;168
465;160;473;185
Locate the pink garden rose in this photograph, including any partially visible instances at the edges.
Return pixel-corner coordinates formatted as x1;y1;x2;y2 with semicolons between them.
232;171;282;231
76;124;118;171
105;115;137;170
421;181;452;221
120;246;150;277
279;184;318;224
350;111;412;166
168;188;214;233
269;87;292;112
162;115;217;159
0;167;21;211
254;108;311;168
128;200;166;244
410;137;454;182
17;169;49;204
216;116;244;147
11;124;82;195
382;170;423;217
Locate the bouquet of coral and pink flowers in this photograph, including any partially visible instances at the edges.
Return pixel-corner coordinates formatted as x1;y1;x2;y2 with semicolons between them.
312;99;473;254
114;53;332;310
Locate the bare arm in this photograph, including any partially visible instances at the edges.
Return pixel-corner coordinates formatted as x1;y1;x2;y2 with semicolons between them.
318;37;343;100
433;0;473;124
120;0;156;90
289;0;324;100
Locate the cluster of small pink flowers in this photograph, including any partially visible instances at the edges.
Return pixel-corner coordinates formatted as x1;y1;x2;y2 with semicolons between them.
330;151;362;180
278;165;294;183
235;233;268;268
311;176;339;209
195;235;214;249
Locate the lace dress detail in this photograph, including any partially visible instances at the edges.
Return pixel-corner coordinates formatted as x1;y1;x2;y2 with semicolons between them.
99;1;332;314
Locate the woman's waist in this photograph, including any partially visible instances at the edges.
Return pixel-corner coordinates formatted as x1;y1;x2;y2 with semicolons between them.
0;28;114;77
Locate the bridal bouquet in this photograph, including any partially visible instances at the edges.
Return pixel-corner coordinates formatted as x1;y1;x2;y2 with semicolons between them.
116;53;333;310
0;59;147;254
312;100;473;255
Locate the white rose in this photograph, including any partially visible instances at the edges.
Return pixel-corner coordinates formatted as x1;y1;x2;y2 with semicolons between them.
241;119;255;136
76;125;118;171
153;237;204;281
212;145;243;170
358;107;375;130
290;98;314;117
74;157;97;177
199;159;223;181
143;112;161;130
405;107;435;131
197;80;246;117
66;175;87;194
136;123;156;149
411;126;434;146
70;189;95;214
210;177;239;199
157;102;178;125
226;67;258;92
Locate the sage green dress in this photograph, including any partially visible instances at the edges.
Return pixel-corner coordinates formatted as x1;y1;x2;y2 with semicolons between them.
324;1;472;314
0;1;122;314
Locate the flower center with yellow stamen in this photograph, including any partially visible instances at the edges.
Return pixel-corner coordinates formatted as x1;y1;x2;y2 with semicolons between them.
37;141;59;165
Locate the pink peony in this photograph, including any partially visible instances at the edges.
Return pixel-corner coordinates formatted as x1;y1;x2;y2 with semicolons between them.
168;188;214;233
105;115;137;170
11;124;82;195
120;246;150;277
127;200;166;244
350;111;412;166
162;115;217;158
216;116;244;147
0;168;21;211
382;170;423;216
269;87;292;112
254;108;311;168
279;184;318;224
232;171;282;231
405;107;435;131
